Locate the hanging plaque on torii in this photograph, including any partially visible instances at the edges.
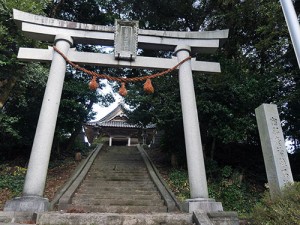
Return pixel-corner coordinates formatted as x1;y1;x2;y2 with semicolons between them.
114;20;138;61
5;9;229;213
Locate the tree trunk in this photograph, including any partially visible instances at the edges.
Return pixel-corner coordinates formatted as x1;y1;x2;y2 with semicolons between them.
65;125;82;153
171;153;178;168
0;77;17;109
49;0;65;18
65;99;94;152
210;137;216;160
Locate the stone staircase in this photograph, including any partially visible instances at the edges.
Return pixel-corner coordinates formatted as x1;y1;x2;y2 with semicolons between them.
65;146;168;214
0;145;239;225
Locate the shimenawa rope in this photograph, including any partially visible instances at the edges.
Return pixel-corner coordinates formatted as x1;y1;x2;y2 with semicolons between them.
53;46;191;96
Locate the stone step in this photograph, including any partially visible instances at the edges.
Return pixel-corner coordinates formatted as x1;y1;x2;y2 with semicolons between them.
98;153;142;156
37;212;193;225
84;176;151;181
91;166;147;170
98;155;143;159
76;187;158;194
86;172;149;176
86;173;148;176
0;212;35;224
93;157;145;160
83;180;152;184
94;162;144;164
95;160;144;163
83;179;154;184
81;178;153;183
76;189;158;195
89;170;148;175
72;198;165;206
88;170;147;173
80;181;156;188
80;184;156;190
0;223;34;225
83;178;152;183
102;149;141;151
92;160;145;163
73;192;162;200
98;155;141;158
89;164;147;168
85;177;149;181
100;156;138;158
65;204;168;213
87;171;149;175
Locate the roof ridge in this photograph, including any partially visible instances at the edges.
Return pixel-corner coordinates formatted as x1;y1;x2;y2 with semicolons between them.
97;103;126;123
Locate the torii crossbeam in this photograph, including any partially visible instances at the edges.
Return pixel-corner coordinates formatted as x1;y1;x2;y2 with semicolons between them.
5;9;228;213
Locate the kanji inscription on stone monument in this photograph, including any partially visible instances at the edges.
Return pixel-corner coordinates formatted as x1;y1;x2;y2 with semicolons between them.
269;116;292;184
255;104;293;199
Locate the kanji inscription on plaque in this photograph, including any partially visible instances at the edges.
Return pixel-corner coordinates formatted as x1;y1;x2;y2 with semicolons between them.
114;20;138;61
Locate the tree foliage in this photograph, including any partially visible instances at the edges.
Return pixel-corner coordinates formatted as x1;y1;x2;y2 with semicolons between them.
0;0;48;108
0;0;114;159
0;0;49;158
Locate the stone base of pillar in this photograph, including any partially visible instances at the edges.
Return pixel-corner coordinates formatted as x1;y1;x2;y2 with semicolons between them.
4;196;49;212
183;198;223;213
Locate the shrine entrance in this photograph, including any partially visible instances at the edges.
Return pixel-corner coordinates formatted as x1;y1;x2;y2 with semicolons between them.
5;9;228;213
83;103;156;147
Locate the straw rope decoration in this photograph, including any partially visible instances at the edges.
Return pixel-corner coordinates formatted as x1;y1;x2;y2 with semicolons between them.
53;46;191;96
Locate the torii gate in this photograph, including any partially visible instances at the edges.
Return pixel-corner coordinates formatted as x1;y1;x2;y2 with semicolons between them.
5;9;228;213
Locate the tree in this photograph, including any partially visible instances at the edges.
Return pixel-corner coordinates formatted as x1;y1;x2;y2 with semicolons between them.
43;1;117;155
0;0;49;159
0;0;115;159
0;0;48;108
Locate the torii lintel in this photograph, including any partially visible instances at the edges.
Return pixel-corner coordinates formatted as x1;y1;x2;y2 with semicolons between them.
13;9;229;54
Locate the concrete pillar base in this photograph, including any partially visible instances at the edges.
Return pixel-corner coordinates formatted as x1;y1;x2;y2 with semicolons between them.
4;196;49;212
183;198;223;213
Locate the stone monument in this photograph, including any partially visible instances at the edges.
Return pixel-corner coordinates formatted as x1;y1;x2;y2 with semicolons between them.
255;103;294;199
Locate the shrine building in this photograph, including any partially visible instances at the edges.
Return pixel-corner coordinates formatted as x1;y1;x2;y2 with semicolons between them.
84;103;156;146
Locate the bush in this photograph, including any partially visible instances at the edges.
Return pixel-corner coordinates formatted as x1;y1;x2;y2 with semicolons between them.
0;166;26;196
167;169;190;201
166;164;261;215
252;182;300;225
208;165;261;214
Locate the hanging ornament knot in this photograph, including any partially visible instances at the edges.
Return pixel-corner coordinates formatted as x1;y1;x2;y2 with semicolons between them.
89;76;99;90
144;78;154;94
119;82;128;97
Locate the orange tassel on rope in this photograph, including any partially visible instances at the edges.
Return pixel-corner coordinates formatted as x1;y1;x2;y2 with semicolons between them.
89;76;99;90
144;78;154;94
119;82;127;97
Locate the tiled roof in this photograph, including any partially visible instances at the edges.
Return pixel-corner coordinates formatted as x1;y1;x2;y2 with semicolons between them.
97;104;127;123
86;103;155;129
97;121;139;128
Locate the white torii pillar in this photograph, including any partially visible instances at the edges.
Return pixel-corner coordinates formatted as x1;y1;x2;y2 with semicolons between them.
175;45;223;213
4;35;73;212
280;0;300;69
175;45;208;198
